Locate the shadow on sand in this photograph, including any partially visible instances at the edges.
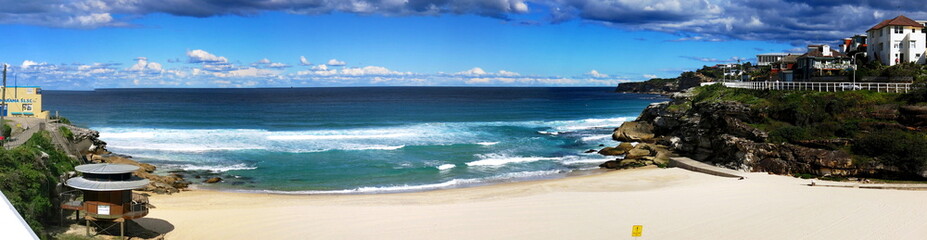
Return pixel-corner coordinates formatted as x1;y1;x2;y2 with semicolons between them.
87;218;175;239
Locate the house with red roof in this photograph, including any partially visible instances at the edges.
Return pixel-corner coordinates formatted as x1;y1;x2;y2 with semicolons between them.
866;15;927;66
795;45;852;81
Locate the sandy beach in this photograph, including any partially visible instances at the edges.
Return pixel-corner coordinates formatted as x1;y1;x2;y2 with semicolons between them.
137;167;927;239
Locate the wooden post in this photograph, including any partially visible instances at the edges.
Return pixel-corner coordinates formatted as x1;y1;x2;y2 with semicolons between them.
120;219;125;240
86;218;90;236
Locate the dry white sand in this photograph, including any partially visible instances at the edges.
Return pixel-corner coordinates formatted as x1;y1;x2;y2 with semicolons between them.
138;167;927;239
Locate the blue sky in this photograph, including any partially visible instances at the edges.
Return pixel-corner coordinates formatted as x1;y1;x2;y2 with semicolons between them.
0;0;923;89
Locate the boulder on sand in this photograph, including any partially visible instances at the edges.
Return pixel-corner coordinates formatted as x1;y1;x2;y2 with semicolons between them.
612;121;656;142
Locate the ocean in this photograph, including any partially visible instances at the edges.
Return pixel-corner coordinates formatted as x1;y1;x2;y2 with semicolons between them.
44;87;665;194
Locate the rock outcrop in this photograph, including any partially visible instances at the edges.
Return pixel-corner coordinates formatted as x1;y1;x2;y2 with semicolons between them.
611;121;656;142
602;89;924;178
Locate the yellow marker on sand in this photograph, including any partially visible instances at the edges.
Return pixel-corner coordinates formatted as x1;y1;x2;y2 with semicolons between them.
631;225;643;237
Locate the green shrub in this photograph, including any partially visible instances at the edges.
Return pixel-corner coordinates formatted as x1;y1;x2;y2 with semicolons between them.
0;131;77;237
852;130;927;173
793;173;815;179
58;126;73;141
768;126;810;143
2;123;10;138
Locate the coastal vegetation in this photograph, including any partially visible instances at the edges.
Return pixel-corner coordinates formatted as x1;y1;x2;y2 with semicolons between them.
0;131;78;239
58;126;73;141
643;82;927;179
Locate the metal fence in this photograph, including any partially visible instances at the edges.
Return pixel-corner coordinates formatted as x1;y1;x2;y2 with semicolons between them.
713;81;914;93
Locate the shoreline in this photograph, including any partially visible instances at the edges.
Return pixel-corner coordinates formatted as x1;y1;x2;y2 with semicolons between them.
138;166;927;239
187;166;613;195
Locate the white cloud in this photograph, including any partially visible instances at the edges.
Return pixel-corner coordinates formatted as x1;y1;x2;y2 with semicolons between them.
643;74;658;79
65;13;114;28
257;58;271;64
268;62;290;68
587;70;608;78
299;56;312;66
327;59;346;66
310;64;328;71
21;60;44;69
498;70;520;77
187;49;228;63
127;57;163;72
340;66;409;76
456;67;488;76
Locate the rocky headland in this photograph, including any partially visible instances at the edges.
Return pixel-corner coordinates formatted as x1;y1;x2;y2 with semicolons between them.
615;71;713;95
600;84;927;180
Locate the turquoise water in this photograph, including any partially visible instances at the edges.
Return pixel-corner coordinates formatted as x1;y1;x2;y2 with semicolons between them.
44;87;665;193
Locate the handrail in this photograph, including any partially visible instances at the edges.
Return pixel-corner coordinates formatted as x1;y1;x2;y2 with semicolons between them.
717;81;913;93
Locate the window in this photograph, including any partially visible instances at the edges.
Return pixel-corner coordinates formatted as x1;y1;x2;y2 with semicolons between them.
895;26;903;34
912;41;917;49
881;42;885;51
894;42;900;49
22;104;32;112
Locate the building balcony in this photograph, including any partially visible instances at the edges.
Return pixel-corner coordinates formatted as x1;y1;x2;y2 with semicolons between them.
60;191;150;220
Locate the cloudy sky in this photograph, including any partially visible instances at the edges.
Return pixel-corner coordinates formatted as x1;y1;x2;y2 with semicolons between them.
0;0;922;89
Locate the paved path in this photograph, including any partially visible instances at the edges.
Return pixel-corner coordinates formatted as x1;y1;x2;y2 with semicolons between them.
3;117;45;149
669;157;746;178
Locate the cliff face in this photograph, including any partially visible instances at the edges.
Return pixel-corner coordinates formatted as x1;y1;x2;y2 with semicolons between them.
609;86;927;179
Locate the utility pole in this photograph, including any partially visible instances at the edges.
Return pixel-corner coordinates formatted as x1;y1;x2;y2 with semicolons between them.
1;65;6;145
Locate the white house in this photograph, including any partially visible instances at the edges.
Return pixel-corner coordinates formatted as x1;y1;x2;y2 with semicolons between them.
756;53;789;66
866;15;927;66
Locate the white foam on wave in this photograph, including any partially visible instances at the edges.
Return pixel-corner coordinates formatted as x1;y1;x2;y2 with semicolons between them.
437;164;456;170
95;115;634;156
580;135;611;142
351;145;406;151
96;125;465;154
266;133;414;141
548;117;631;131
107;145;267;153
179;163;257;172
251;170;563;195
561;158;611;165
466;153;560;167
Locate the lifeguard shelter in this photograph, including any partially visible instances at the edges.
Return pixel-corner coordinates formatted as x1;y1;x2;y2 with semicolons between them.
61;163;150;239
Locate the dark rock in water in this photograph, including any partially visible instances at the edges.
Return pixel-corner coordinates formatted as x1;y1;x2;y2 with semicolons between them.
598;144;605;147
584;149;597;153
194;175;201;179
204;177;222;183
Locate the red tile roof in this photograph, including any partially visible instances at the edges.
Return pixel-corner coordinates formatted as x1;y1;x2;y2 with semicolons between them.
869;15;925;31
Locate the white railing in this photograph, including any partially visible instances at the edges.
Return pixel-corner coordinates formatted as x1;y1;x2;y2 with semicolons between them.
718;81;913;93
